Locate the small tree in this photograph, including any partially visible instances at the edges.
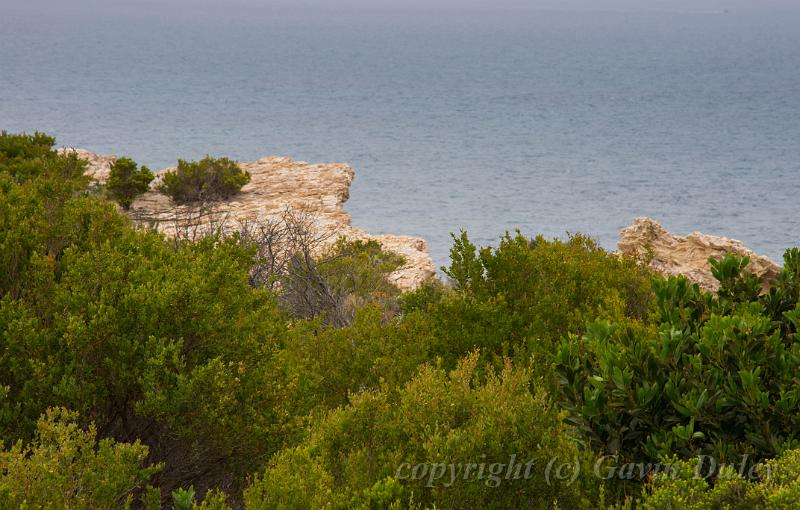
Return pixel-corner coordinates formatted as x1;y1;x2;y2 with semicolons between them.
158;156;250;205
107;156;155;210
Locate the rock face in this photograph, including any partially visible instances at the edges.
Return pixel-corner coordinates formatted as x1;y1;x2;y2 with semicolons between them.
618;217;781;292
66;149;436;291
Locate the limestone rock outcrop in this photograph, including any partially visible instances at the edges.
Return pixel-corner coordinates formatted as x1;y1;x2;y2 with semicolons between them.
618;217;781;292
65;149;436;291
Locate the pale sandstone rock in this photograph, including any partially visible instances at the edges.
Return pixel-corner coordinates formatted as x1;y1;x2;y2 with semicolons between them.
70;151;436;291
618;217;781;292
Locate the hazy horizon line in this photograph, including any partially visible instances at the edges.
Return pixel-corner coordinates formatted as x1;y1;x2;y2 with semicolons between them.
8;0;800;16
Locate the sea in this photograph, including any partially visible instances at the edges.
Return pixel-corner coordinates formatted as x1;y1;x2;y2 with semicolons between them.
2;2;799;269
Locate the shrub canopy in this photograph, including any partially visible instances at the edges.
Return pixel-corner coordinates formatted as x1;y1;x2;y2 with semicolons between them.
557;251;800;467
0;408;161;509
244;352;601;510
159;156;250;204
4;130;800;509
631;449;800;509
107;156;154;209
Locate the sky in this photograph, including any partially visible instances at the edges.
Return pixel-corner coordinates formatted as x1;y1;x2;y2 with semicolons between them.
10;0;800;12
225;0;795;11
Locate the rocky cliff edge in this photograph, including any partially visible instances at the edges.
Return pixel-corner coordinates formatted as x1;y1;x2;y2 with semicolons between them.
61;149;436;291
618;217;781;292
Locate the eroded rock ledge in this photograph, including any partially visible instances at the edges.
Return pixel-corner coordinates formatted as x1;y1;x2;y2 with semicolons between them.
63;149;436;291
618;217;781;292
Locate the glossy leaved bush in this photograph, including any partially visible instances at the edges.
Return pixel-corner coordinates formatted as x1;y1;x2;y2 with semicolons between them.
557;251;800;467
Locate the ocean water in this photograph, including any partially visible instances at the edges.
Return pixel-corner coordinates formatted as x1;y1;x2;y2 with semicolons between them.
2;4;799;268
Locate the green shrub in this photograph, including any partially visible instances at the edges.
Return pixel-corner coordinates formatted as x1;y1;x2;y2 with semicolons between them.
0;166;306;500
281;304;435;410
556;252;800;469
0;138;118;299
398;278;448;315
0;131;54;163
159;156;250;204
0;131;71;183
107;156;154;209
165;487;233;510
243;352;601;510
280;238;405;325
0;407;161;509
431;231;653;381
47;230;302;483
631;449;800;509
318;238;405;303
172;486;196;510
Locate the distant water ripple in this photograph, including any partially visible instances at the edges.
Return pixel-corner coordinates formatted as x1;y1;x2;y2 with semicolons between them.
2;6;798;267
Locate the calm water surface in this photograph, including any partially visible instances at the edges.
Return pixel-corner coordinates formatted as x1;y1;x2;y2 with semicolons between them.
2;4;799;267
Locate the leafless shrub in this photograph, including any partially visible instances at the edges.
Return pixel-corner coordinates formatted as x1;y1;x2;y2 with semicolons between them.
234;208;331;291
130;203;398;326
279;250;349;327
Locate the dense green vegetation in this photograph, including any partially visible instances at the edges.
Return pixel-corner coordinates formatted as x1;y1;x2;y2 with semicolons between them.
557;250;800;467
614;449;800;509
1;131;799;509
159;156;251;204
0;408;161;509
